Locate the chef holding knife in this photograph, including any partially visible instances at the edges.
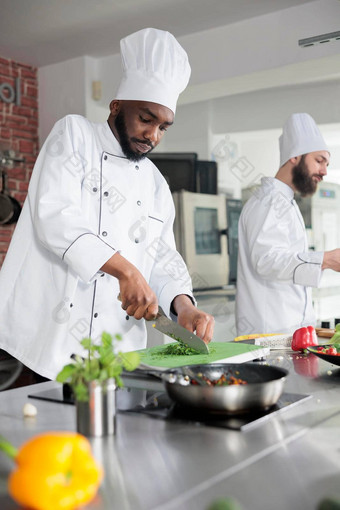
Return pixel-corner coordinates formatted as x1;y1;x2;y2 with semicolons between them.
0;28;214;381
236;113;340;336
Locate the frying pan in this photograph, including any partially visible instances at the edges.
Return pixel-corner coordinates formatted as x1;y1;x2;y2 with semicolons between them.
0;169;21;225
158;363;288;414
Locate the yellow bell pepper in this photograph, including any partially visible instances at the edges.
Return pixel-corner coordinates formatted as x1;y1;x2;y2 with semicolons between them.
0;431;103;510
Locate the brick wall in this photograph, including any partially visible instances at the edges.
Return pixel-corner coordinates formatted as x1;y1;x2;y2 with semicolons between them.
0;57;39;268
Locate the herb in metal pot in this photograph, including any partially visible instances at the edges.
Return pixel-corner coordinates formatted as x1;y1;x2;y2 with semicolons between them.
56;332;140;401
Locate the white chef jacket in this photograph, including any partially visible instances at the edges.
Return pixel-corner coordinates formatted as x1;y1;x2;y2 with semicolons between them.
236;177;324;336
0;115;194;379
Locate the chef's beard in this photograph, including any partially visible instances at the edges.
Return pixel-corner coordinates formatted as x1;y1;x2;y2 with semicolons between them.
114;110;153;162
292;155;319;197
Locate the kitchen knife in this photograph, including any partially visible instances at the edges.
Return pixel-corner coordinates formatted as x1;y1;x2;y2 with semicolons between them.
117;294;209;354
151;306;209;354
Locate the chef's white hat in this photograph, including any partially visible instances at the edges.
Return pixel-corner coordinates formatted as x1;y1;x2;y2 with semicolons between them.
115;28;191;114
279;113;329;167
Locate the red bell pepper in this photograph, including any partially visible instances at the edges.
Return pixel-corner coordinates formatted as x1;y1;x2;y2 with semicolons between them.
291;326;318;352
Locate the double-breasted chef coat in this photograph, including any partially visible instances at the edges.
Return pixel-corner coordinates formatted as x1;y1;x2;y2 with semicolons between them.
236;177;324;336
0;115;194;379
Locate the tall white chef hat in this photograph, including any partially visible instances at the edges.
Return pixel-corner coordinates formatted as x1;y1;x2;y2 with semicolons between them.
279;113;329;167
114;27;191;114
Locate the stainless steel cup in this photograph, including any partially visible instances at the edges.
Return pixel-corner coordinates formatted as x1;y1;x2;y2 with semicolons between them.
76;378;116;437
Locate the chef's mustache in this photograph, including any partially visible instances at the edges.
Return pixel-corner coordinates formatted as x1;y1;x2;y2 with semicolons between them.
131;138;154;149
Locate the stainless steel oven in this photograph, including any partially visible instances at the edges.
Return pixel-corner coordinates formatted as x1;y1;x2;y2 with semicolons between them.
172;191;229;290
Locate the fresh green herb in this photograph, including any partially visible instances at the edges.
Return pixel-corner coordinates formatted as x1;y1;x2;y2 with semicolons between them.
149;340;215;358
162;342;200;356
162;332;205;355
56;332;140;401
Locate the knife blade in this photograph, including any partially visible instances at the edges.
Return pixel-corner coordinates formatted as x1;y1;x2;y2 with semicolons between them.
151;307;209;354
116;294;209;354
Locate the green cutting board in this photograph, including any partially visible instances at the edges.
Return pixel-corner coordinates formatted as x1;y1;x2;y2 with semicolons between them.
135;341;269;370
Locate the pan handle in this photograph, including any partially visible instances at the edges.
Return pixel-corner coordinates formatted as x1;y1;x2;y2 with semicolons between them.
132;366;190;385
1;169;10;194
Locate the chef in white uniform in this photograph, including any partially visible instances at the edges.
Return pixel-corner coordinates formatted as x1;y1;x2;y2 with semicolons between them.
236;113;340;336
0;28;214;380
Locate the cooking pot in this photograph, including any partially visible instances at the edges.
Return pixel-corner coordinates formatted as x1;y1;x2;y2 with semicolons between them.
0;169;22;225
157;363;288;414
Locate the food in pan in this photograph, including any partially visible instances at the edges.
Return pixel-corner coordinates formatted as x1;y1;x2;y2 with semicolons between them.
190;371;247;386
315;344;340;356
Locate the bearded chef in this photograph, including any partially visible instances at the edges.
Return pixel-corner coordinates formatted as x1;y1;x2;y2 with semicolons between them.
0;28;214;380
236;112;340;336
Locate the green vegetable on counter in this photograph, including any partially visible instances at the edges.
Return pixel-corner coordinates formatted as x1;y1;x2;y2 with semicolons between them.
206;497;243;510
317;497;340;510
330;323;340;344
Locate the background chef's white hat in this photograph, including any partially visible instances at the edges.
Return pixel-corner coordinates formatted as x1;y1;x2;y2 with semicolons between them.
279;113;329;167
114;27;191;114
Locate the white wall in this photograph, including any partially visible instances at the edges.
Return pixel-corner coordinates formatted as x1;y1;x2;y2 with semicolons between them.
38;53;121;143
84;57;109;123
211;80;340;134
153;101;212;159
38;56;87;143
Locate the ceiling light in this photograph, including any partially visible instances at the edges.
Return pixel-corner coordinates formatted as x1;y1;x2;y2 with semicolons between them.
299;30;340;47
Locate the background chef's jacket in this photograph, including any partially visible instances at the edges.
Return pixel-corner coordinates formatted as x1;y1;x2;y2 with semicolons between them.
0;115;194;379
236;177;324;336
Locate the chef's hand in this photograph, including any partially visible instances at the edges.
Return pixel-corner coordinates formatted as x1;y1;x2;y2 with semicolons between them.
101;253;158;320
322;249;340;272
172;294;214;344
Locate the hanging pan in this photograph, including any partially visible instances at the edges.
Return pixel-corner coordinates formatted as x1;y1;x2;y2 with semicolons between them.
0;169;21;225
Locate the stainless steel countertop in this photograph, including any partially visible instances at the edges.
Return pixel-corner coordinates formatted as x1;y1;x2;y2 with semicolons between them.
0;351;340;510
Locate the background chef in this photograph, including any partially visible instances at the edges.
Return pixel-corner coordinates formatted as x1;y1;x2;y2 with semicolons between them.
236;112;340;336
0;28;214;380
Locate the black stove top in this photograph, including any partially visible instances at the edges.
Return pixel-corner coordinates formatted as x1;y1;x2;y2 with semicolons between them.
28;385;312;432
123;391;312;431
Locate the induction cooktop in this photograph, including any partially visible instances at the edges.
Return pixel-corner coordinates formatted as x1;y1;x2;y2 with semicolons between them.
28;385;312;432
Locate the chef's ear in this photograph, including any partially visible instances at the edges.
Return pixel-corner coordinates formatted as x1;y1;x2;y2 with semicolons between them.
109;100;121;117
290;155;301;165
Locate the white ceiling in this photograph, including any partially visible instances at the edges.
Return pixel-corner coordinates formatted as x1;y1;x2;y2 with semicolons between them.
0;0;313;67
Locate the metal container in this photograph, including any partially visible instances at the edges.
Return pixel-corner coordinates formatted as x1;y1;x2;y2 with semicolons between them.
76;379;116;437
163;363;288;414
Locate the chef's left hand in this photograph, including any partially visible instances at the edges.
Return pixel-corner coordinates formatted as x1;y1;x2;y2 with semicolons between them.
171;295;214;344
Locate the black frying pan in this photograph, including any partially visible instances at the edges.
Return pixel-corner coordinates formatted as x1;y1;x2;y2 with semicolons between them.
159;363;288;414
0;169;21;225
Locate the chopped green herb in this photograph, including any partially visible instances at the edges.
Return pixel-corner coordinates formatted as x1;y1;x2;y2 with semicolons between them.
162;342;199;356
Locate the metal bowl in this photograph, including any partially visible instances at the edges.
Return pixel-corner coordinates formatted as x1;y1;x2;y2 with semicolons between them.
164;363;288;414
